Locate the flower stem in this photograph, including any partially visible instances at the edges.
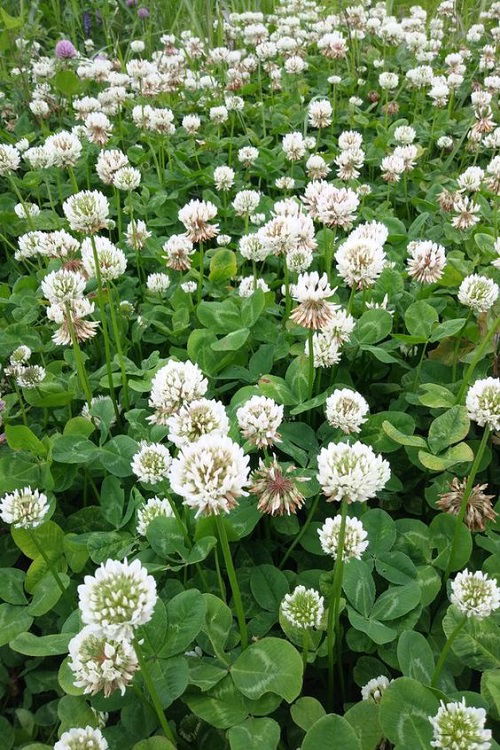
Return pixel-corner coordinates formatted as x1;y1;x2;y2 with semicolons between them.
134;640;177;745
327;498;348;710
442;426;490;583
197;242;204;306
89;235;120;422
280;495;319;569
66;304;93;407
29;530;66;595
215;515;248;650
302;630;310;669
456;317;500;403
451;311;472;383
430;616;467;688
108;285;130;411
307;328;315;399
346;287;355;314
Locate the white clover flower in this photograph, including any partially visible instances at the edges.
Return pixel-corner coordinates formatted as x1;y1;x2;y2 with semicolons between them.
450;569;500;619
0;143;21;174
281;586;324;629
10;345;31;365
314;184;360;229
81;237;126;281
146;273;170;294
289;271;338;330
335;237;386;289
236;395;283;448
63;191;109;234
286;246;313;272
305;329;342;368
394;125;416;144
306;154;330;180
0;486;49;528
54;726;109;750
381;154;405;182
95;148;129;185
44;131;82;168
379;71;399;89
238;146;259;166
136;496;174;536
232;190;260;216
407;240;446;283
349;221;389;246
112;166;141;191
68;625;139;697
169;434;250;517
148;360;207;425
182;114;201;134
239;233;269;262
131;441;172;484
178;199;219;243
429;698;492;749
78;558;157;638
163;233;195;271
361;675;391;702
458;274;499;314
210;105;228;123
238;277;269;297
126;219;151;250
16;365;46;388
275;176;295;190
308;99;333;128
325;309;356;344
317;441;391;503
167;398;229;448
451;196;481;231
214;165;235;191
437;135;453;149
14;202;40;219
282;132;306;161
325;388;369;433
318;515;369;560
466;377;500;431
41;269;86;303
45;230;80;258
84;112;113;145
458;166;484;193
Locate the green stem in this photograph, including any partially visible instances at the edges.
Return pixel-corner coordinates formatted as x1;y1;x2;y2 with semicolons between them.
442;426;491;583
307;328;315;399
215;515;248;650
90;236;120;422
134;640;177;745
29;531;66;595
13;382;28;426
108;285;130;411
327;499;348;710
197;242;204;306
302;630;310;669
451;311;472;383
346;287;355;315
456;318;500;403
68;166;79;194
66;304;93;407
280;495;320;569
430;616;467;687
